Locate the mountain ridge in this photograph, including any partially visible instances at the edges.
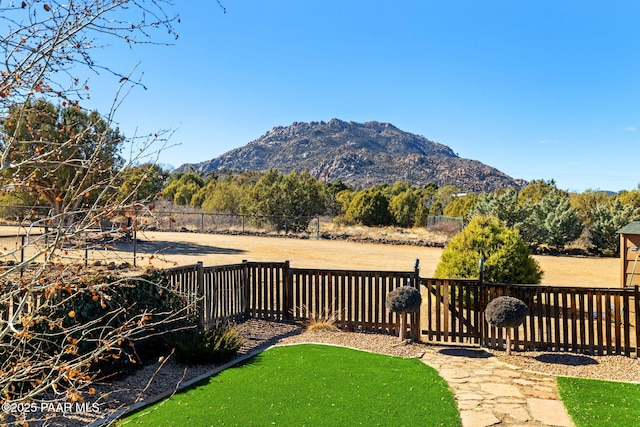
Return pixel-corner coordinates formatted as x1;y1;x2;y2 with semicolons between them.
177;119;526;192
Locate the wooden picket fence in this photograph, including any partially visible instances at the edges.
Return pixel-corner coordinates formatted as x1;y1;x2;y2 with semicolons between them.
168;261;421;339
167;261;640;357
422;279;640;356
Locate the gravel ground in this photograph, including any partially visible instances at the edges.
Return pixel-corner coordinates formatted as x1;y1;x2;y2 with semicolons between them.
490;350;640;383
29;319;640;426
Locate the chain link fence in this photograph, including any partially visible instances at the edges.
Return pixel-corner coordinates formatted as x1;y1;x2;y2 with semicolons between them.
135;211;322;237
0;206;462;271
0;207;323;272
424;215;465;232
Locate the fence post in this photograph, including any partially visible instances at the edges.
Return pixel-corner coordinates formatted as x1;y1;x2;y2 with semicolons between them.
477;257;486;347
636;286;640;357
133;229;137;268
20;235;25;278
283;260;293;321
479;280;487;348
242;260;250;320
196;261;205;329
477;280;484;347
412;259;421;341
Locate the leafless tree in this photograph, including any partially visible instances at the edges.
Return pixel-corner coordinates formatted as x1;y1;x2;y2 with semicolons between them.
0;2;196;424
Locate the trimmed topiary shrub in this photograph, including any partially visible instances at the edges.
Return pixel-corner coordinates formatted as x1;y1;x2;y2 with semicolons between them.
386;286;422;341
386;286;422;313
485;296;528;355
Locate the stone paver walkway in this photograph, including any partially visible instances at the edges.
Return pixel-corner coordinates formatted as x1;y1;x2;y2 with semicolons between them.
420;345;575;427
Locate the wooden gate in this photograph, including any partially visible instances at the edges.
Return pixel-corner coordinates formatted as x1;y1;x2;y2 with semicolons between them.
421;279;483;344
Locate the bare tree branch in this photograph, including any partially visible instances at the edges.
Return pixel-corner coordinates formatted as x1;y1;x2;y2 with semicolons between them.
0;2;199;424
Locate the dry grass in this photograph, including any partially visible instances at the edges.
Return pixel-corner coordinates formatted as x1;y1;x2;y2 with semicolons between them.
299;305;340;332
306;320;339;332
319;220;454;244
0;225;622;288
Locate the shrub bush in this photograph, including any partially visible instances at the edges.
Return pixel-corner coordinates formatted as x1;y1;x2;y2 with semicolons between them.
345;189;394;226
386;286;422;341
435;215;542;284
485;296;528;328
485;296;528;355
426;221;463;239
165;322;244;365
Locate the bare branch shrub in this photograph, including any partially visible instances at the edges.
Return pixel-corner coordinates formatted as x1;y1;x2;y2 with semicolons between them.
0;2;193;424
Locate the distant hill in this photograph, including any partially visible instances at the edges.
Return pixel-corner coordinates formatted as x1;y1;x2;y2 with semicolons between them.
177;119;526;192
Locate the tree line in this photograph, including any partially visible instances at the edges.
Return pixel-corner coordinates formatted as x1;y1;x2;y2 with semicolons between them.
161;169;640;256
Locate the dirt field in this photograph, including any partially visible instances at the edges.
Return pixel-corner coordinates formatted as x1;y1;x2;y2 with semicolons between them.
0;228;620;288
125;231;619;288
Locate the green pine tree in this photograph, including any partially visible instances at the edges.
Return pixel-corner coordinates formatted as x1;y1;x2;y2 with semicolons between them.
389;188;421;227
247;169;326;232
520;190;583;250
590;198;640;255
470;187;528;228
435;216;542;284
345;188;393;226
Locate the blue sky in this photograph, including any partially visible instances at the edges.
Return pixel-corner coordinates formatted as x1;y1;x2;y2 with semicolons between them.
85;1;640;193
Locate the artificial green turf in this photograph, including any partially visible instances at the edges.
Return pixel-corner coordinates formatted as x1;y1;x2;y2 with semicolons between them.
118;344;460;427
557;376;640;427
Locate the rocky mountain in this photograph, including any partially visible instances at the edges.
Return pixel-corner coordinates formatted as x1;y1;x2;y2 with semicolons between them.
179;119;526;192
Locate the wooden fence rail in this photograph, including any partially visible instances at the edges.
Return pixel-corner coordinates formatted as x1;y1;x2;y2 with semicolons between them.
166;262;640;357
